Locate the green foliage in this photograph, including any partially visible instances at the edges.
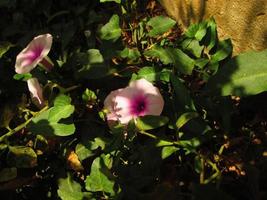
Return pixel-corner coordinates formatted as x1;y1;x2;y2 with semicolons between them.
28;95;75;136
13;73;32;81
161;146;179;159
170;74;196;112
0;42;13;58
185;21;207;41
147;15;176;37
85;154;116;195
144;45;195;74
207;49;267;96
119;47;141;61
181;38;204;58
176;112;199;129
7;146;37;168
0;0;266;199
99;14;121;42
178;17;232;77
82;88;97;103
132;66;160;82
74;49;109;79
75;137;107;161
57;173;85;200
136;115;169;131
100;0;121;3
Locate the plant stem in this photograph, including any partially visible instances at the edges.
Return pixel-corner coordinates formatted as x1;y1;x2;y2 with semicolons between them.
63;85;81;93
0;105;49;143
139;131;191;147
200;157;205;184
139;130;158;139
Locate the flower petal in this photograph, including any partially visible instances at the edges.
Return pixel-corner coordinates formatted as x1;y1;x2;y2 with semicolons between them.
129;78;164;115
15;34;53;74
27;78;44;107
129;78;161;96
145;93;164;115
114;87;141;124
104;89;122;123
104;78;165;125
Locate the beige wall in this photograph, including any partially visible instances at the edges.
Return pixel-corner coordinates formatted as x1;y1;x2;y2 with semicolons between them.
160;0;267;55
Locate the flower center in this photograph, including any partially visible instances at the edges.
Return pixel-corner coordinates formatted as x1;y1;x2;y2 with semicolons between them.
136;101;146;113
130;95;148;116
29;46;43;62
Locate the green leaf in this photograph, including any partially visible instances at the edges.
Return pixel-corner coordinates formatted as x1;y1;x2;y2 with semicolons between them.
0;167;17;182
194;155;203;173
99;14;121;42
181;39;204;58
7;146;37;168
157;138;200;154
0;41;14;58
195;58;209;69
170;47;195;74
119;47;141;61
207;49;267;96
144;45;195;75
156;139;174;147
75;49;109;79
136;115;169;131
85;155;115;195
176;112;199;129
144;45;172;64
13;73;32;81
185;21;207;41
58;173;84;200
161;146;179;159
75;137;107;161
134;66;159;82
206;18;217;51
147;15;176;37
75;143;94;161
100;0;121;3
82;88;97;103
171;74;196;111
48;105;74;122
160;68;171;82
28;95;76;136
210;39;232;64
54;94;72;106
178;138;201;154
29;115;76;136
50;123;76;136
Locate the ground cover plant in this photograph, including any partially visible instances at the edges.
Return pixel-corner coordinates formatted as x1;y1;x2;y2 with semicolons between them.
0;0;267;199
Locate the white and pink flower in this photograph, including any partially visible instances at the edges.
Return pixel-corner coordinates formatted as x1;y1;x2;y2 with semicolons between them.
104;78;164;125
27;78;44;107
15;33;53;74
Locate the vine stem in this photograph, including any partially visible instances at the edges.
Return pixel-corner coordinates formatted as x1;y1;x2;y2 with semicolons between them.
139;130;158;139
139;130;188;146
200;157;205;184
62;85;81;93
0;105;49;143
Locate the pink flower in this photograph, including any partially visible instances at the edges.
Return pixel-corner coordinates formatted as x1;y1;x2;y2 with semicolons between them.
15;34;53;74
104;78;164;125
27;78;44;107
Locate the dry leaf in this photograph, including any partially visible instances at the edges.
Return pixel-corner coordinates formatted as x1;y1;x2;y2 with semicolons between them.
66;151;84;172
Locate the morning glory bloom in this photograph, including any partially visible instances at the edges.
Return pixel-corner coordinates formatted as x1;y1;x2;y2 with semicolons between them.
27;78;44;107
104;78;164;125
15;34;53;74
